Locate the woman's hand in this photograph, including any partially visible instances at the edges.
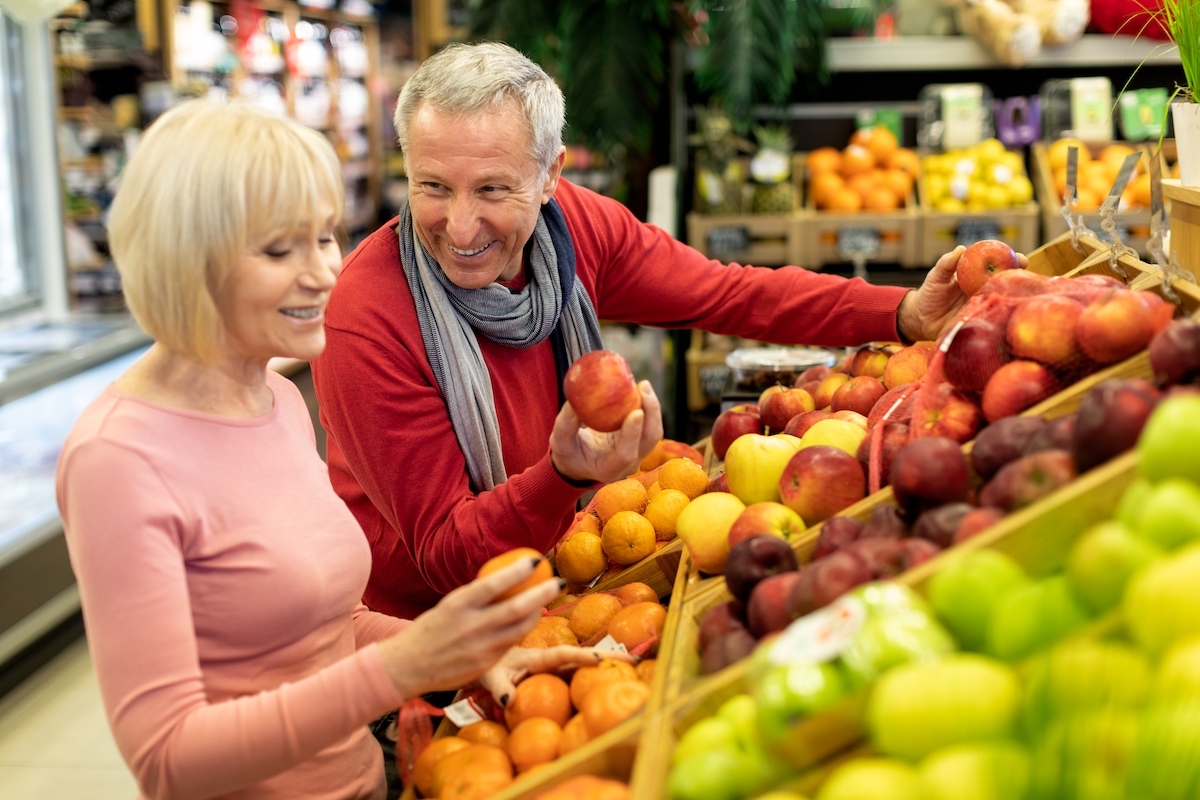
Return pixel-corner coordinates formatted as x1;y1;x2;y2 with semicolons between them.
376;558;563;699
897;246;1030;341
479;646;635;707
549;381;663;484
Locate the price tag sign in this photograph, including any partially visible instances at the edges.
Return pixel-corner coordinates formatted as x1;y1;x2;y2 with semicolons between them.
707;226;750;257
443;696;487;728
1070;77;1114;142
957;219;1001;246
1119;88;1169;142
941;84;985;150
837;227;881;260
767;595;867;666
594;635;630;655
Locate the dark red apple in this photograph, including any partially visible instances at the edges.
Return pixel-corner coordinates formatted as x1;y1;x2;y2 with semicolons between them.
832;376;887;417
861;504;910;540
758;386;816;433
747;571;803;638
943;316;1009;393
706;472;730;494
563;350;641;432
971;416;1049;480
700;628;758;674
778;446;867;524
1149;319;1200;387
867;385;917;429
842;537;907;578
889;437;971;519
1138;291;1176;335
786;551;873;618
956;240;1022;296
785;410;835;437
911;382;983;444
711;404;763;460
1022;413;1077;456
912;502;975;548
897;537;942;570
979;450;1077;512
811;516;864;560
697;601;748;653
1071;379;1160;472
725;536;800;603
857;421;910;491
1007;295;1085;367
954;507;1005;543
1076;289;1154;365
981;360;1059;422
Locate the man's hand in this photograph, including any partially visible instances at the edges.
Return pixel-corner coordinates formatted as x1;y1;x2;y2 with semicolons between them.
897;246;1029;342
549;381;663;484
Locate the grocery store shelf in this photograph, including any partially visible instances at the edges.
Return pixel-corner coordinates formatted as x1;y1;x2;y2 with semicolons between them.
828;34;1180;72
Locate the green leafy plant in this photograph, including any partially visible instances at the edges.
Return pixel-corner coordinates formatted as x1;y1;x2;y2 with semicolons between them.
1157;0;1200;96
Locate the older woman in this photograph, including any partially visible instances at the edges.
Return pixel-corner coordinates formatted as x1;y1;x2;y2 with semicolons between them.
55;101;614;800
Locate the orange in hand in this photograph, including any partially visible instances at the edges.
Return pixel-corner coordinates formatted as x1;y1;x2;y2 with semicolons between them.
476;547;551;602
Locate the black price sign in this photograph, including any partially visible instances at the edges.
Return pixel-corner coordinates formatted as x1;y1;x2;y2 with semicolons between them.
957;219;1001;247
707;226;750;257
837;227;881;258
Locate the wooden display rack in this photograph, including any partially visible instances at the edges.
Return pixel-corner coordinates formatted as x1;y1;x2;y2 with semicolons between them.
1163;178;1200;281
916;175;1039;265
801;181;921;269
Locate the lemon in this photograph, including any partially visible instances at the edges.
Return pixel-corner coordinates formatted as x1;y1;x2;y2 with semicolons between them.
1009;175;1034;205
936;197;966;213
985;184;1011;209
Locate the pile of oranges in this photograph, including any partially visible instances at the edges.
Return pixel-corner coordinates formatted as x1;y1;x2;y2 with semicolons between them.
555;441;710;589
1047;139;1150;211
806;126;922;213
526;582;667;652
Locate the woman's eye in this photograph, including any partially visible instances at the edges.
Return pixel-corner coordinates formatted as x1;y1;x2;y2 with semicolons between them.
319;237;335;246
265;250;290;258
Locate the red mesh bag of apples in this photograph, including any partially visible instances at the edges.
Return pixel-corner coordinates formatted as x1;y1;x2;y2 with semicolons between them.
865;240;1175;494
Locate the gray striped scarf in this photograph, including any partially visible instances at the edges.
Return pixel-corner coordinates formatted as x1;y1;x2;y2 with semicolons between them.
398;198;603;492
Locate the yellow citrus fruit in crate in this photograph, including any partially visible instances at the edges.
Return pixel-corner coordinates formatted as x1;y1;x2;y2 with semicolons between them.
556;531;606;584
643;488;690;540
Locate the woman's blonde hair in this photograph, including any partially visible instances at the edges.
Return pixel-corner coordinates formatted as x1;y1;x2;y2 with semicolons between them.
108;100;344;363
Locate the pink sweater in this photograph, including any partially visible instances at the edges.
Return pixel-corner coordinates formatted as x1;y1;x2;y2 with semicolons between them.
56;371;407;800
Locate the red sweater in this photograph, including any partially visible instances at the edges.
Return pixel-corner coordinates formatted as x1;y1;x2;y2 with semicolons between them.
312;179;909;620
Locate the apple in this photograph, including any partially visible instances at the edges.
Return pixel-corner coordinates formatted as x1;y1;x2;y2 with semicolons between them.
979;268;1048;298
725;535;800;603
758;385;816;433
784;409;834;437
911;383;983;444
727;501;806;550
987;576;1090;661
1139;395;1200;484
563;349;641;432
1021;413;1076;456
956;239;1021;296
1136;478;1200;550
671;716;739;766
1021;639;1152;737
799;419;867;457
867;385;916;429
912;502;975;548
779;445;867;524
831;376;885;418
813;373;851;409
723;433;800;505
818;758;923;800
675;492;747;574
889;437;971;519
927;549;1031;650
981;360;1058;422
699;628;759;675
787;550;873;617
978;450;1076;512
1071;378;1159;472
1116;477;1152;531
711;404;763;460
919;741;1031;800
747;570;803;637
811;515;864;560
954;507;1005;543
851;348;891;379
861;504;909;540
843;537;907;579
857;421;910;491
698;600;749;653
882;346;930;390
971;416;1048;480
1138;290;1176;335
1066;520;1163;613
832;410;869;429
1076;289;1154;365
1124;544;1200;657
1152;639;1200;704
1007;295;1085;367
899;538;942;571
707;472;730;494
796;380;823;398
943;317;1009;393
795;364;834;386
755;660;848;745
1149;319;1200;386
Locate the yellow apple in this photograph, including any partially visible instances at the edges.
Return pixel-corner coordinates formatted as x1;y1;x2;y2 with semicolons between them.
772;433;804;449
725;433;802;505
675;492;747;574
798;419;868;457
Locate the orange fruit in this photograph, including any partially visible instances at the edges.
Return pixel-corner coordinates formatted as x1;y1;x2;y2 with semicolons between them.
567;593;625;641
519;626;551;648
840;144;875;177
557;712;591;757
505;673;573;730
646;481;663;500
528;616;580;647
848;172;877;201
826;187;862;212
880;169;913;202
548;593;579;614
810;171;845;207
1071;188;1101;211
1048;138;1091;172
580;680;650;738
413;736;470;797
477;547;552;602
458;720;509;750
592;479;648;523
638;439;704;471
433;743;513;800
806;147;843;176
611;582;658;605
556;531;607;584
887;147;921;176
569;512;601;537
658;458;709;500
601;511;656;566
863;186;900;211
1128;172;1152;207
569;658;640;708
535;775;631;800
606;601;666;651
508;717;563;773
632;466;662;489
1100;143;1140;170
642;488;690;540
852;125;899;164
636;659;657;684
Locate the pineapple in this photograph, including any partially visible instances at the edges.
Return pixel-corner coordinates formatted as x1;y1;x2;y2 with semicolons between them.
751;125;795;214
691;107;753;215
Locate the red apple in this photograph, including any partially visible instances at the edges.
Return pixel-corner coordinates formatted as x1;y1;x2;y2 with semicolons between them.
867;385;917;429
832;375;886;417
712;404;764;460
842;538;907;578
785;410;835;437
786;551;873;618
979;450;1076;512
728;501;807;550
1071;379;1159;473
851;348;890;379
1138;291;1176;336
954;507;1005;543
707;472;731;494
881;346;931;390
1150;319;1200;386
725;535;800;603
912;502;975;548
747;571;803;637
1072;274;1126;290
700;628;758;674
1076;289;1154;365
796;364;835;386
563;350;641;432
943;316;1008;393
778;445;867;524
797;380;823;398
811;516;864;560
832;410;869;430
889;437;971;519
1007;295;1085;367
911;382;983;444
897;538;942;571
956;240;1022;296
759;386;816;433
979;268;1049;298
813;373;851;409
698;601;748;653
971;416;1048;480
860;504;910;540
981;360;1059;422
1022;413;1077;456
857;421;910;492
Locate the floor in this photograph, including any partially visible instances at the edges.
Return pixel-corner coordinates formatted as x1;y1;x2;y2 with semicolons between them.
0;638;138;799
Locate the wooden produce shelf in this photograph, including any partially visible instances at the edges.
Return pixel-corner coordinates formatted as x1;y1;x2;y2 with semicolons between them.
801;182;922;269
917;175;1039;264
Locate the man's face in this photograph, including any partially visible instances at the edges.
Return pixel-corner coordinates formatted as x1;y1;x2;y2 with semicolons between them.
405;100;564;289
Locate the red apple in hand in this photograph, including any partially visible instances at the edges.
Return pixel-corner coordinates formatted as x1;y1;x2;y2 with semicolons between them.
981;360;1058;422
1076;290;1154;365
712;404;763;460
1007;295;1085;367
832;376;886;417
911;382;983;443
564;350;641;432
759;386;816;433
956;239;1021;296
778;445;867;524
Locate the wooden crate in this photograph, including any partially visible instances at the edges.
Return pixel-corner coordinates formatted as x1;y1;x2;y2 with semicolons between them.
1031;141;1154;257
684;341;732;412
801;180;922;269
917;174;1039;263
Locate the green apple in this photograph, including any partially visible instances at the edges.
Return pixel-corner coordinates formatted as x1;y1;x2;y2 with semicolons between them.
725;433;801;505
755;793;810;800
1031;710;1140;800
675;492;746;574
919;741;1031;800
1153;638;1200;704
1065;520;1163;613
668;749;759;800
817;758;922;800
1139;395;1200;484
672;716;739;766
1115;477;1153;531
717;693;762;751
986;575;1091;661
927;550;1030;650
1128;703;1200;800
1137;478;1200;550
838;609;956;687
868;654;1021;761
1124;543;1200;656
1020;640;1151;738
754;661;848;744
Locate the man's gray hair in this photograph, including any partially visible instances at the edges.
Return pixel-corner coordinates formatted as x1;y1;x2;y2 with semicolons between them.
394;42;565;175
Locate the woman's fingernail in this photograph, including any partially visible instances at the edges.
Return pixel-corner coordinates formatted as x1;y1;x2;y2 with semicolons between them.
529;557;543;570
594;652;603;661
499;694;509;707
557;578;568;590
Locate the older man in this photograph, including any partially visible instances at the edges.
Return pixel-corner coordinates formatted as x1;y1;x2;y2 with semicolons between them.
312;41;968;620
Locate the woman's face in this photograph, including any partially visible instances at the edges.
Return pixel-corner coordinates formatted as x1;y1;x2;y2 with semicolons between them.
215;213;342;364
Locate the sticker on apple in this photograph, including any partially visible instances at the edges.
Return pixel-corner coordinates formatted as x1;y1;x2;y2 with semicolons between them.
766;594;867;666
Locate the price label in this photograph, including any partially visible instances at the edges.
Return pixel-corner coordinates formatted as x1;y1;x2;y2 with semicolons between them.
856;107;903;142
1120;88;1169;141
767;595;867;666
941;84;986;150
707;226;750;257
1070;77;1114;142
957;219;1001;246
837;227;881;260
443;696;487;728
1096;222;1132;247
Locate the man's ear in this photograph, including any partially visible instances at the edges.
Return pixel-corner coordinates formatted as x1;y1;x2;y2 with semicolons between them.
542;147;566;203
